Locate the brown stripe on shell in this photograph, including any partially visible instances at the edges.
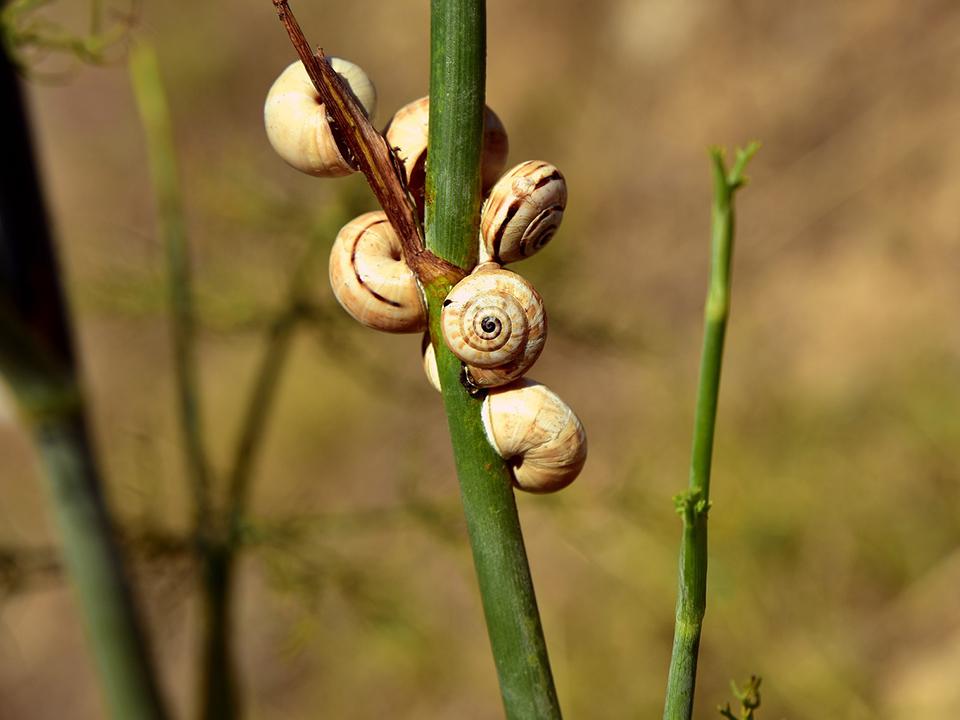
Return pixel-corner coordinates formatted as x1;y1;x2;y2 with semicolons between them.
349;217;405;309
521;203;564;256
480;161;567;265
491;198;524;264
533;170;563;191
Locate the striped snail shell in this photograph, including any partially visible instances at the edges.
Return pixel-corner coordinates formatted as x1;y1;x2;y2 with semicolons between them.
328;211;427;333
479;161;567;265
482;379;587;492
441;263;546;388
384;96;509;214
264;58;377;177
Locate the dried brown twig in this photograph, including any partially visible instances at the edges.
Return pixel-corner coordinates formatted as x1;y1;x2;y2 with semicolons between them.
269;0;466;284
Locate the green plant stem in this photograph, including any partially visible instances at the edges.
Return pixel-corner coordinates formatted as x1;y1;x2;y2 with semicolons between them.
129;41;213;545
0;43;167;720
33;411;170;719
130;44;237;720
662;145;758;720
424;2;561;718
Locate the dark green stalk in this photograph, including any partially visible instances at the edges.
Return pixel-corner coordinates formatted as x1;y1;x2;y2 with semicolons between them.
0;43;167;720
662;144;758;720
424;2;561;718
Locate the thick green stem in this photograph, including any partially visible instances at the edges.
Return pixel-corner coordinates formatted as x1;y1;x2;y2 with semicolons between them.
0;43;167;720
425;2;561;718
33;411;169;720
662;145;758;720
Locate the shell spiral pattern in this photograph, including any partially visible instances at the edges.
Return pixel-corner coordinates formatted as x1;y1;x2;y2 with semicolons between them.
480;161;567;264
441;263;546;388
328;211;427;333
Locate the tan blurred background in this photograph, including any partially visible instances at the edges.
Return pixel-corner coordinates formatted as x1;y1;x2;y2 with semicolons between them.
2;0;960;717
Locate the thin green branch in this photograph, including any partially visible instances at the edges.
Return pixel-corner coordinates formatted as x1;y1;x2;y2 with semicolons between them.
130;43;235;720
424;2;562;718
129;42;213;537
663;143;758;720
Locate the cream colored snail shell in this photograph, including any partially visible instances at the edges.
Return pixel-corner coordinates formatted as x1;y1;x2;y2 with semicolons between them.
384;96;509;213
441;263;546;388
480;161;567;264
483;379;587;493
422;337;442;392
264;58;377;177
329;211;427;333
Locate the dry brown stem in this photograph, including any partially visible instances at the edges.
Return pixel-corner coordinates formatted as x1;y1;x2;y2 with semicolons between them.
269;0;466;284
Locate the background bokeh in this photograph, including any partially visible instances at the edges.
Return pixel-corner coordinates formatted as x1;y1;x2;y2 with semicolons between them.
2;1;960;718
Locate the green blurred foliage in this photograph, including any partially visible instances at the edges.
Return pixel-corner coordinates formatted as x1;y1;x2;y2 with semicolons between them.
2;1;960;718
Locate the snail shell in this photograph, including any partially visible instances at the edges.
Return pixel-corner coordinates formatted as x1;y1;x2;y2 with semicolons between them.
264;58;377;177
482;379;587;493
329;211;427;332
480;161;567;264
422;337;442;392
384;96;509;214
441;263;546;388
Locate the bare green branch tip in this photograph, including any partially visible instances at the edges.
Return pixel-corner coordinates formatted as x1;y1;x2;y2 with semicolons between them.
728;142;761;190
709;142;760;192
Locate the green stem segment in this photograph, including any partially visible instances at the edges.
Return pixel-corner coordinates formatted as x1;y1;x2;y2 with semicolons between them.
129;44;213;540
425;2;561;718
0;44;167;720
129;44;238;720
662;145;758;720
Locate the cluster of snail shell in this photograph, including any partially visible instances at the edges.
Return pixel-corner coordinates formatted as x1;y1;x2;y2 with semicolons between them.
264;58;586;493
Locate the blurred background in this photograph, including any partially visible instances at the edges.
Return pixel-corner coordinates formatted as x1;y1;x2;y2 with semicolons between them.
2;0;960;717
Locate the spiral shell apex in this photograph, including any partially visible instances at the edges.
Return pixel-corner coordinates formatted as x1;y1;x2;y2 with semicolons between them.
480;161;567;264
482;379;587;493
264;58;377;177
329;212;426;333
441;263;546;388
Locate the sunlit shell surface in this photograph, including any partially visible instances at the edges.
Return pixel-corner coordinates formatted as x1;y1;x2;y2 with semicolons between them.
422;338;442;392
482;379;587;492
328;211;426;333
264;58;377;177
440;263;545;388
384;96;510;203
480;161;567;264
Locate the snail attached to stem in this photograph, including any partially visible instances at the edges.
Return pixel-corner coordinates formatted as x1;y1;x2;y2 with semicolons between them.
262;34;585;494
440;262;546;389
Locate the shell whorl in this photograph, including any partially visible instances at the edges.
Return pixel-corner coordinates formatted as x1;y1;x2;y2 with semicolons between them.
441;264;545;388
264;58;377;177
480;161;567;264
482;379;587;493
328;211;426;333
